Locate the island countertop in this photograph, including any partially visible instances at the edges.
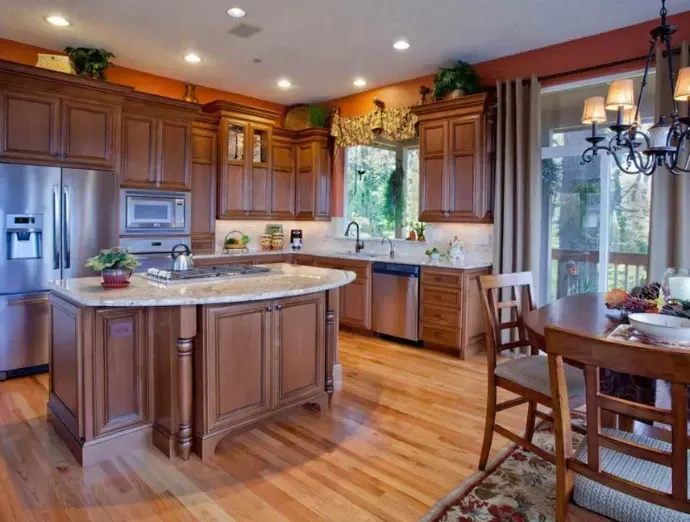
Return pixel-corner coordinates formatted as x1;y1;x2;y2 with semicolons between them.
48;263;355;307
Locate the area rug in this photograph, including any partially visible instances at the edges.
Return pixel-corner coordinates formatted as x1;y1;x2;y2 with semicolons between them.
421;420;585;522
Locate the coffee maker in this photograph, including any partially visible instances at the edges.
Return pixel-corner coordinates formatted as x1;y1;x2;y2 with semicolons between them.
290;229;303;249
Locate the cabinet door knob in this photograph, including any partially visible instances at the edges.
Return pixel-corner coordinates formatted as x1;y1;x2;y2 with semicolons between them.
266;306;273;312
276;304;283;311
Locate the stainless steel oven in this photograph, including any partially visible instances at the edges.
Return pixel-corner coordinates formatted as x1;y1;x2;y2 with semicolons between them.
120;189;190;235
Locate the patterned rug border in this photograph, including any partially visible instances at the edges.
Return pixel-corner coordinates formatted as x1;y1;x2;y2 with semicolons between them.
418;436;522;522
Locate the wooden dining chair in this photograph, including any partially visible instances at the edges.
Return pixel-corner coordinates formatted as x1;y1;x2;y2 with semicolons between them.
477;272;586;471
546;326;690;522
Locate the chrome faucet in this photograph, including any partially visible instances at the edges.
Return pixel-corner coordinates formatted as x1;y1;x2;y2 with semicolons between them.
344;221;364;253
381;237;395;259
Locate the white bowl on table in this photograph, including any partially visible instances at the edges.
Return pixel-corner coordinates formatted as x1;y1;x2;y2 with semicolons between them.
629;313;690;343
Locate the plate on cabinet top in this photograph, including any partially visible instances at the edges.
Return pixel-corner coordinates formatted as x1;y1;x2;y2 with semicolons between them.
283;105;309;130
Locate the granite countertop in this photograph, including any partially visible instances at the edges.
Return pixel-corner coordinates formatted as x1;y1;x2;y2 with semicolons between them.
48;264;356;307
196;248;492;271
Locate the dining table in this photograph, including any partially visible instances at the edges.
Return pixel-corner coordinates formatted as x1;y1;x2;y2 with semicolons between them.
524;292;680;422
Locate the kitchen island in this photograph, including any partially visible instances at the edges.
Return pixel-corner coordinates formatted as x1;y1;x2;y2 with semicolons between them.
48;264;354;466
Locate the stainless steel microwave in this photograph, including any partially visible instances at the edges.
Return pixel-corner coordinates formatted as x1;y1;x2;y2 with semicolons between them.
120;189;190;235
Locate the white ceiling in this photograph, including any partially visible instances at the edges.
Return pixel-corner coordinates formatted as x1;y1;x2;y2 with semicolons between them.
0;0;687;105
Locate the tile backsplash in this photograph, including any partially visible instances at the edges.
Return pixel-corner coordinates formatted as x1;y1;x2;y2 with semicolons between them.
214;219;493;263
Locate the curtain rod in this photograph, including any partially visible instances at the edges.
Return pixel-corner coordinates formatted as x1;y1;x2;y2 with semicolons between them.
537;46;681;83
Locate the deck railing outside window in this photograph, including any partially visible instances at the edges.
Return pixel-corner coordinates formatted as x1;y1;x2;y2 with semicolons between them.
550;249;648;299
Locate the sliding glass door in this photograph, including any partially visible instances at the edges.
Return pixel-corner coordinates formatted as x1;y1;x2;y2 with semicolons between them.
540;73;654;303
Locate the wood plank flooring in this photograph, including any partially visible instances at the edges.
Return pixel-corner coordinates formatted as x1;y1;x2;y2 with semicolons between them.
0;331;526;522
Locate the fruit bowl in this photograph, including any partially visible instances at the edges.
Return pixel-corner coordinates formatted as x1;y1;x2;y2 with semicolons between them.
629;313;690;343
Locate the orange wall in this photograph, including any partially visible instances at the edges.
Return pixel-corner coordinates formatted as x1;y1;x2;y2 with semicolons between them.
0;38;284;113
330;10;690;118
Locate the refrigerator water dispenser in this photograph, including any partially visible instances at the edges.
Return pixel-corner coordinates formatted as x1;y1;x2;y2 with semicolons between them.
6;214;43;260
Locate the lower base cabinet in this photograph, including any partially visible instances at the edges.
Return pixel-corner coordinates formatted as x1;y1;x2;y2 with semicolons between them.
420;266;490;358
194;293;326;458
48;296;152;466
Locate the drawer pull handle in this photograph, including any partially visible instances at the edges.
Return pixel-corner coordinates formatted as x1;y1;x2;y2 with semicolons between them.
266;306;273;312
276;304;283;311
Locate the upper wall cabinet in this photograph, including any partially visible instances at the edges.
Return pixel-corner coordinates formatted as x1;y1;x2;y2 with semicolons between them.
120;94;196;191
271;128;296;219
204;101;281;219
411;93;493;223
295;128;331;221
203;101;332;222
0;62;125;171
191;116;218;254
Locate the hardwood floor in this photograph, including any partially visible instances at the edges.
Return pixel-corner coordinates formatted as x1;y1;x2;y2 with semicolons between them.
0;331;526;522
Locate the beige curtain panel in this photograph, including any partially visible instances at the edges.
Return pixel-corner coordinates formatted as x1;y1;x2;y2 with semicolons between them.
649;41;690;280
493;76;544;303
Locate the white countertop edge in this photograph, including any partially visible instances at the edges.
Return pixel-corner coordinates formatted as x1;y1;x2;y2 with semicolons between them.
195;249;491;271
48;266;356;308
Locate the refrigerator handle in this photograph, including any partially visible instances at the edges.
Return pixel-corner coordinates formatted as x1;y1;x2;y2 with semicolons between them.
52;185;60;270
63;185;71;270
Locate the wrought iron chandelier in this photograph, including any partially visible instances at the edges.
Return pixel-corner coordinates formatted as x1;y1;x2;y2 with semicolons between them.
580;0;690;175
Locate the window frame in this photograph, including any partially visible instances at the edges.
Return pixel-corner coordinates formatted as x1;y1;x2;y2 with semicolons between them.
342;139;420;240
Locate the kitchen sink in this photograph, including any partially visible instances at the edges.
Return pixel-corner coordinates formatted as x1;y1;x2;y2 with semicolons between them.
340;251;382;258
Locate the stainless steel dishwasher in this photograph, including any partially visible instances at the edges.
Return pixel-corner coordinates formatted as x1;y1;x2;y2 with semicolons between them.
372;262;420;342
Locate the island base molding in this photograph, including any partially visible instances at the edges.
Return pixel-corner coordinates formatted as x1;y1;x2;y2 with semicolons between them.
48;288;339;466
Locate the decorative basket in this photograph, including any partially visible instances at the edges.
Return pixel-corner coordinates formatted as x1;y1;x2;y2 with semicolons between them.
222;230;249;254
36;54;75;75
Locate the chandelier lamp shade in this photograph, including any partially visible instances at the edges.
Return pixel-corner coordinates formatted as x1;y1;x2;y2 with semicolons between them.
581;0;690;175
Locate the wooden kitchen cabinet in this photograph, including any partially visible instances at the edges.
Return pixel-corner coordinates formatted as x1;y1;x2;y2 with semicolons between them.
271;130;296;218
420;265;491;358
157;119;192;190
295;128;331;220
204;101;281;219
0;85;121;171
120;115;192;190
48;295;152;465
272;294;325;407
203;101;332;221
199;300;272;432
120;93;197;190
411;93;493;223
312;257;370;329
121;113;157;186
0;89;61;162
195;293;326;457
61;97;120;170
92;307;149;438
191;119;218;253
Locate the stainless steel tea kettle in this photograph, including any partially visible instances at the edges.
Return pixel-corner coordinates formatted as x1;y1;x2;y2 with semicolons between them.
171;244;194;271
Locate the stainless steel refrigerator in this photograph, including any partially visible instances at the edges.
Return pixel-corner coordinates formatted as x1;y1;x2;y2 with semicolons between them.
0;164;118;379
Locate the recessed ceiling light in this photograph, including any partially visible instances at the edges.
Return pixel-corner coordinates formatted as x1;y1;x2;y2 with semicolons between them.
227;7;246;18
46;15;70;27
277;78;292;89
393;39;410;51
353;78;367;88
184;53;202;64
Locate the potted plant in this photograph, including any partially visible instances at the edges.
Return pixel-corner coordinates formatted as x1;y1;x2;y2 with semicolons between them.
85;247;139;286
432;60;480;100
407;221;428;242
63;47;115;80
425;247;441;261
305;104;332;128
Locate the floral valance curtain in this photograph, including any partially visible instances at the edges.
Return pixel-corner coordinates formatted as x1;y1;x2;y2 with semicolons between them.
330;106;418;148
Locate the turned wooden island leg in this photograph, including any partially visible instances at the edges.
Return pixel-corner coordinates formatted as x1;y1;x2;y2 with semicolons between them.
176;306;197;460
325;288;339;406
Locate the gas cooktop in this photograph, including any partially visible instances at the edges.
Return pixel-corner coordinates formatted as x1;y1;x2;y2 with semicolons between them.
139;264;272;284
